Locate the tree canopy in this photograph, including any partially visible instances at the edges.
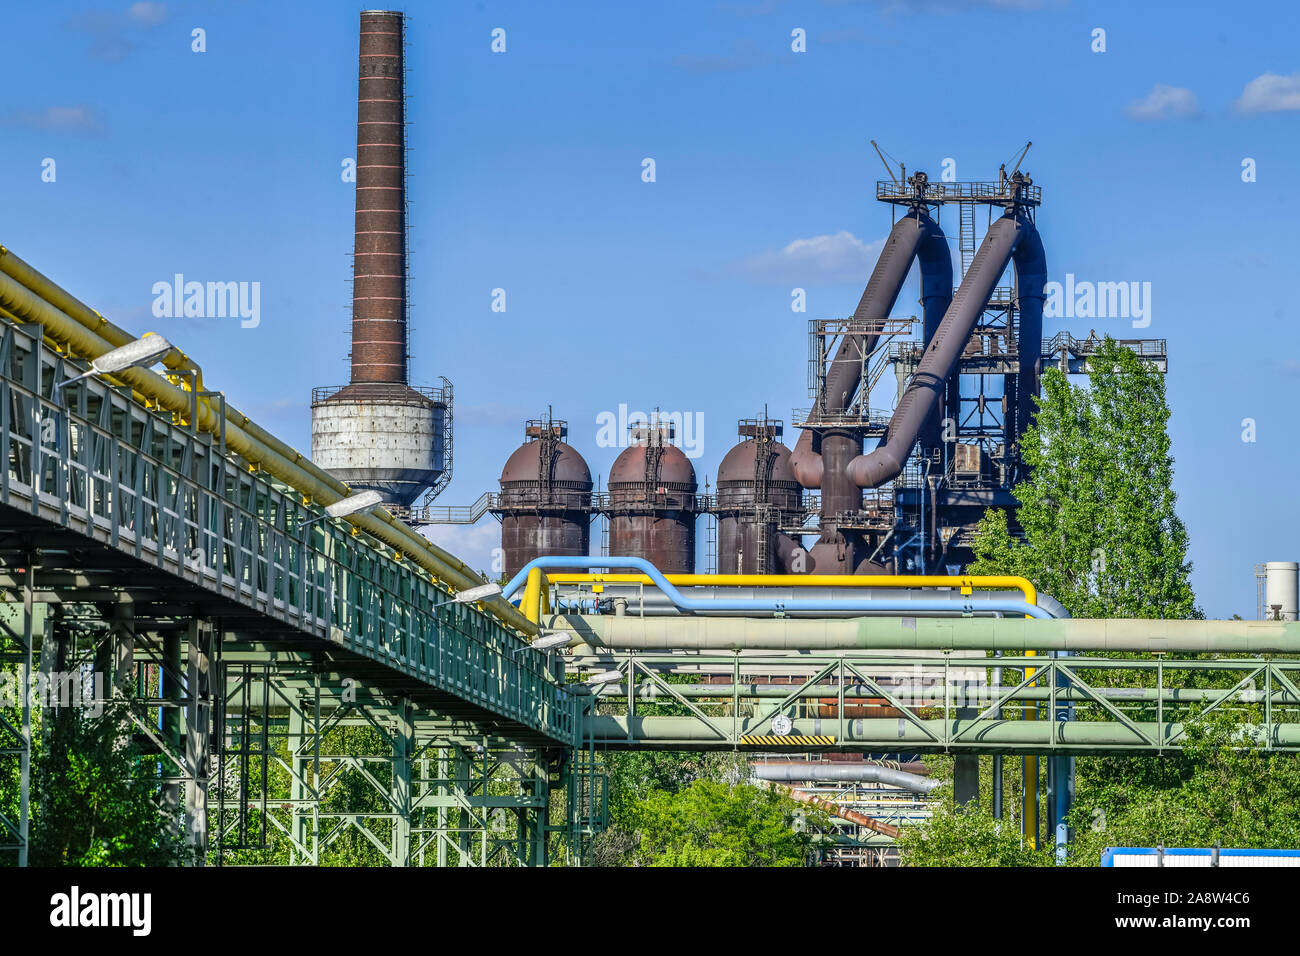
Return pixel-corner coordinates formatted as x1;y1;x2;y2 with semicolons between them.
899;338;1297;867
969;337;1196;619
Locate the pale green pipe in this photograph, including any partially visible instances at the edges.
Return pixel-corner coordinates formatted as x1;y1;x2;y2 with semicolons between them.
0;258;534;635
549;613;1300;653
587;715;1300;748
602;683;1299;704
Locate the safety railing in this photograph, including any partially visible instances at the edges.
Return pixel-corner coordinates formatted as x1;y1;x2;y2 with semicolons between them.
0;322;577;743
1041;332;1167;359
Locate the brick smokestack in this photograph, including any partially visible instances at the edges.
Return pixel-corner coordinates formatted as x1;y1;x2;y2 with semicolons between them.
313;11;450;511
352;10;407;385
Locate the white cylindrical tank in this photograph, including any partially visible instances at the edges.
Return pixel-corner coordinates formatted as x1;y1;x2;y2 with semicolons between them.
311;388;447;508
1262;561;1299;621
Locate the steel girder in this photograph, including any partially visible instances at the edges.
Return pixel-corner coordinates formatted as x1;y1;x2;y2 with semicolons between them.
212;658;592;867
576;651;1300;753
0;579;213;864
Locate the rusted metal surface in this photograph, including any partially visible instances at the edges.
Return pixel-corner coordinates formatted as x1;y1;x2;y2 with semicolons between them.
792;205;952;574
848;205;1046;490
814;698;904;720
608;429;698;573
714;418;803;574
494;419;594;577
772;782;901;839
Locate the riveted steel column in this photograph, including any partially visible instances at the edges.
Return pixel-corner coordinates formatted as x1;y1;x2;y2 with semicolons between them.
455;745;473;866
16;566;41;866
391;699;413;867
287;697;316;865
436;747;449;867
184;619;213;862
161;628;182;830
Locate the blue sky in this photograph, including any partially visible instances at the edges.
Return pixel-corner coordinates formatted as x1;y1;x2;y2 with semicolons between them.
3;0;1298;617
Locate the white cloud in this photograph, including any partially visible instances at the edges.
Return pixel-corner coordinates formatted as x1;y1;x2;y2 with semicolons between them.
1126;84;1201;121
5;105;102;132
734;231;885;284
1234;72;1300;114
421;523;503;579
127;2;169;26
68;3;168;61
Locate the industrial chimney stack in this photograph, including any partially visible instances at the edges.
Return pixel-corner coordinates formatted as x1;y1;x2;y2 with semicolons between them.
312;10;452;513
351;8;407;385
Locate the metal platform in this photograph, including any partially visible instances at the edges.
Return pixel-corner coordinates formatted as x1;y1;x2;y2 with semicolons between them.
875;179;1042;208
1042;332;1168;374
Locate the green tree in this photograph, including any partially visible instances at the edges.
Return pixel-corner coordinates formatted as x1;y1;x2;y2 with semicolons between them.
626;779;819;867
0;663;20;863
910;338;1233;865
592;750;745;865
898;803;1050;867
969;337;1196;619
30;702;189;866
1065;711;1300;864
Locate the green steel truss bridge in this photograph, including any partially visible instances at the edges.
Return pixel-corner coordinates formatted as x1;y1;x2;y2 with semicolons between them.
0;320;596;867
1;277;1299;866
575;650;1300;752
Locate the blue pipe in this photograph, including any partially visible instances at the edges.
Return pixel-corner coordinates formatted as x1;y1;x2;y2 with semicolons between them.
503;556;1057;620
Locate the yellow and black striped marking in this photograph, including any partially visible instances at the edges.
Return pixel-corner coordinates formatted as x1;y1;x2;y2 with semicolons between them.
739;735;836;747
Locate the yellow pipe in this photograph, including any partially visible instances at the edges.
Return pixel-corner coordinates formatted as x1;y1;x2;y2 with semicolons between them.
0;251;537;636
0;245;207;395
522;567;552;625
541;573;1037;605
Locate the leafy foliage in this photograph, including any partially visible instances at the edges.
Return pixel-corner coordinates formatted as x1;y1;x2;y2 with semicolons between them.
625;778;819;867
898;337;1296;865
593;751;822;866
969;337;1196;619
1065;711;1300;863
898;803;1050;867
0;663;20;859
30;702;189;866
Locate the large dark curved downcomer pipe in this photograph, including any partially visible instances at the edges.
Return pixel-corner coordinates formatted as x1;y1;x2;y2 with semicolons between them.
790;208;952;487
789;207;951;572
848;210;1046;489
1008;219;1046;466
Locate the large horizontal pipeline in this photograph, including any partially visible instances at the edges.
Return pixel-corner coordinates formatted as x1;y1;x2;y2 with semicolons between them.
548;614;1300;653
510;557;1053;619
752;763;942;793
541;572;1038;604
594;682;1299;705
0;246;536;635
584;586;1042;618
590;715;1300;749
